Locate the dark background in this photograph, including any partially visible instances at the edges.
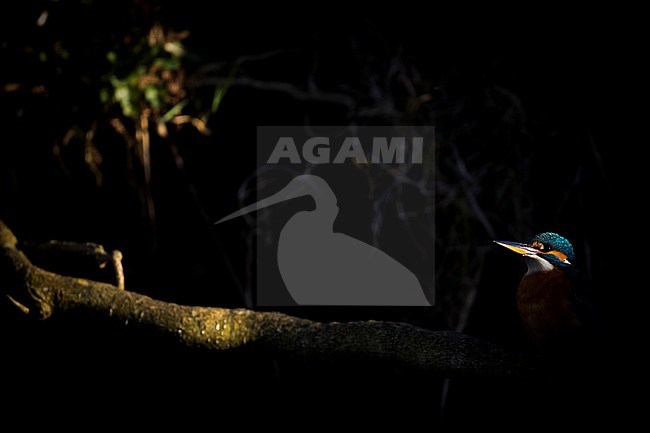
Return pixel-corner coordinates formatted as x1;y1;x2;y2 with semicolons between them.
0;2;637;427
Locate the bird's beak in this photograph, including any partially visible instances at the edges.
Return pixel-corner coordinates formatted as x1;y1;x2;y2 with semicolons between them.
493;240;539;257
215;175;331;225
215;185;305;225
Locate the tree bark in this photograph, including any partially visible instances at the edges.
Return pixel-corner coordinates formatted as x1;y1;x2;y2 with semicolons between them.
0;220;527;377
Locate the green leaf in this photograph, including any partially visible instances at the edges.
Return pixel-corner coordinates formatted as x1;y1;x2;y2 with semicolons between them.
109;75;122;89
127;65;147;87
144;85;163;109
212;86;227;113
120;99;137;118
153;56;180;71
160;99;188;123
99;88;111;104
113;84;138;118
211;61;239;113
113;83;129;103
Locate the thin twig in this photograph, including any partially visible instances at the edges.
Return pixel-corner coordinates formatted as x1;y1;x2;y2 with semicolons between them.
20;240;112;266
191;77;356;108
451;143;496;239
112;250;125;290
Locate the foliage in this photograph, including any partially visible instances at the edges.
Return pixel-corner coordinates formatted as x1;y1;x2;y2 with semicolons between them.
0;2;611;333
101;24;201;130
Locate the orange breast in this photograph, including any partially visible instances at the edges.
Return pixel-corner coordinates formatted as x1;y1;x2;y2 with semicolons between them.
516;268;580;351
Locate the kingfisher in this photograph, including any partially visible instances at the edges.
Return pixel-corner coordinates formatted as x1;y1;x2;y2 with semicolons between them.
494;232;603;356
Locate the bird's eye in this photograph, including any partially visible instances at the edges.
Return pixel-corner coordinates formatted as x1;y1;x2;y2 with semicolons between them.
532;241;551;252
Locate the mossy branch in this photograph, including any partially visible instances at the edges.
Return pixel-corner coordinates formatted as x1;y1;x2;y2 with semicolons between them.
0;221;526;377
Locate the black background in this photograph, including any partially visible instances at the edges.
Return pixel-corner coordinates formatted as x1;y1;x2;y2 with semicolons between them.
0;2;639;428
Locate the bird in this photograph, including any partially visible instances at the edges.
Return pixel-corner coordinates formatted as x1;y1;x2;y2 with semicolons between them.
494;232;604;356
216;174;429;306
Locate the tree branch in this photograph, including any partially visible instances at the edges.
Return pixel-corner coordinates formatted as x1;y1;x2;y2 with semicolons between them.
191;76;356;108
0;221;527;377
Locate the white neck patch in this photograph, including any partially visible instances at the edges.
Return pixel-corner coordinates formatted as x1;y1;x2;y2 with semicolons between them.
524;255;554;275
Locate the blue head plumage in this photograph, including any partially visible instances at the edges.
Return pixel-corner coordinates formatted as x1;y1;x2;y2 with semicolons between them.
529;232;576;270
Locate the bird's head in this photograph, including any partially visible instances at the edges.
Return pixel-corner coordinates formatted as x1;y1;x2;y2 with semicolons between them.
494;232;576;274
